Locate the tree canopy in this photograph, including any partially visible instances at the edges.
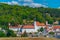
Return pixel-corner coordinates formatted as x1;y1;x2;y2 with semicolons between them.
0;3;60;27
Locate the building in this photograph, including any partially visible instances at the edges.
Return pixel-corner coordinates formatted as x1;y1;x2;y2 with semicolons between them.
53;25;60;35
53;25;60;38
9;21;46;33
53;25;60;32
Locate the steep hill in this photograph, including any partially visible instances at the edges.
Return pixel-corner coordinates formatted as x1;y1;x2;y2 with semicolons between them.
0;3;60;27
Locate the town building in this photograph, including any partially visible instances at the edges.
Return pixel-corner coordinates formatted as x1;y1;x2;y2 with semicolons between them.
9;21;46;33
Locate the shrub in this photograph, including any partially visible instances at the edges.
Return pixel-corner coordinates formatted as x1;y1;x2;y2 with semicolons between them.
49;32;55;35
21;31;28;37
6;30;16;37
0;31;6;37
38;27;44;32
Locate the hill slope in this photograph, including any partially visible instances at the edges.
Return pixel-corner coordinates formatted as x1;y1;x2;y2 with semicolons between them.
0;3;60;27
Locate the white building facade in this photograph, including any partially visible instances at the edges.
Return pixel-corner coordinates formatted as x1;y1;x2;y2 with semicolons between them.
9;21;46;33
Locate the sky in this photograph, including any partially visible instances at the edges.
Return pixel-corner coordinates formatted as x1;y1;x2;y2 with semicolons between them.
0;0;60;8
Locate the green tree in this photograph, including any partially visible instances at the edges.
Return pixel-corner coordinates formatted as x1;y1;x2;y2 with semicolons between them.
0;31;6;37
49;32;55;35
38;27;44;32
46;13;54;24
21;31;28;37
6;30;16;37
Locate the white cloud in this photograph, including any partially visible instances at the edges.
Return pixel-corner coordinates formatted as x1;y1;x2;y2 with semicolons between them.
58;7;60;9
30;3;48;8
42;5;48;8
23;3;29;6
11;1;19;5
1;0;48;8
18;0;33;3
30;3;42;7
24;0;33;2
7;2;12;4
1;1;19;5
23;3;48;8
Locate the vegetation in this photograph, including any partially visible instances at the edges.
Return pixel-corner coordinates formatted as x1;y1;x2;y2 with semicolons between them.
38;27;44;32
0;3;60;37
21;31;28;37
6;30;17;37
49;32;55;35
0;3;60;29
0;29;16;37
0;31;6;37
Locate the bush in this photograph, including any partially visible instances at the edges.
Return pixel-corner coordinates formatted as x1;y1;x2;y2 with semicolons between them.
6;30;16;37
21;31;28;37
38;27;44;32
0;31;6;37
49;32;55;35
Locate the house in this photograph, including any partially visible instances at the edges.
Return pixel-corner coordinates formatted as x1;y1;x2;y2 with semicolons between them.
52;25;60;38
9;25;20;32
53;25;60;32
9;21;46;33
46;25;53;32
53;25;60;33
34;21;46;32
9;21;55;37
20;25;35;33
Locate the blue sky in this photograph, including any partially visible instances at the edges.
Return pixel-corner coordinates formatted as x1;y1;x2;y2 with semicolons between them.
0;0;60;8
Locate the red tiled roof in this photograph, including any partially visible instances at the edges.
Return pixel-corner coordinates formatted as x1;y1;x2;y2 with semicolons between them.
36;21;45;26
23;25;34;29
9;25;20;28
9;25;34;29
53;26;60;29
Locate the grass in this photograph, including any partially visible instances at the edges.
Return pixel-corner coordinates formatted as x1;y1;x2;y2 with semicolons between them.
0;37;59;40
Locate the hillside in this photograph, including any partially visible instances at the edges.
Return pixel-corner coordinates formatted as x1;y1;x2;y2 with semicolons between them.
0;3;60;28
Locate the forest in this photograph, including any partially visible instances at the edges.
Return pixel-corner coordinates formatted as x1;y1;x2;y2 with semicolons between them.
0;3;60;28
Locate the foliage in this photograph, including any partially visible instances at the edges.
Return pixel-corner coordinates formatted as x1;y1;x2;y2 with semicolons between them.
21;31;28;37
49;32;55;35
45;13;53;24
0;3;60;28
0;31;6;37
6;30;16;37
38;27;44;32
